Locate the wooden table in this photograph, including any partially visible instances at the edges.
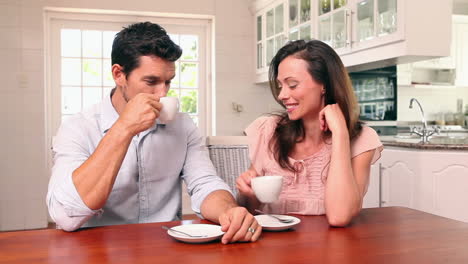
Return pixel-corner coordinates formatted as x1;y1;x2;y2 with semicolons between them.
1;207;468;263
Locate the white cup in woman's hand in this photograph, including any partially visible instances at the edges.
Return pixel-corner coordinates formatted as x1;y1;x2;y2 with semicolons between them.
159;97;179;124
251;175;283;203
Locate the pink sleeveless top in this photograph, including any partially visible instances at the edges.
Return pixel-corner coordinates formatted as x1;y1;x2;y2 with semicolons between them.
245;116;383;215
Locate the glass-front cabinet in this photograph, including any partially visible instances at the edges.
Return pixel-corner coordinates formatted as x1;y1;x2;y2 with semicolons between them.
256;15;263;70
256;1;287;77
254;0;402;80
351;0;401;51
317;0;349;52
317;0;401;55
254;0;312;82
253;0;449;82
289;0;312;41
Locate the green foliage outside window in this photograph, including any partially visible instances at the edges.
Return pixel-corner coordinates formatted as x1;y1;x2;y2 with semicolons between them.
167;90;178;97
166;89;197;114
181;90;197;113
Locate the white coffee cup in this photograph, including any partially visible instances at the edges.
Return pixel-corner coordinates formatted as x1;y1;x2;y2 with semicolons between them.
251;175;283;203
159;97;179;124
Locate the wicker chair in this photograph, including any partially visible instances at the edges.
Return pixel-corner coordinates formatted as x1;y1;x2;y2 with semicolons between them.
206;136;250;199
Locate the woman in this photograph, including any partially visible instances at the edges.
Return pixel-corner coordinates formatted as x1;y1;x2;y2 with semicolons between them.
236;40;383;227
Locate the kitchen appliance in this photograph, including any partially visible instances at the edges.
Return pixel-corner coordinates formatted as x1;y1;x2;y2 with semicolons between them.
350;66;397;121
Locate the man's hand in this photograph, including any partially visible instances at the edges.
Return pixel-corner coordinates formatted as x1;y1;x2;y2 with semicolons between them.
116;93;162;136
218;207;262;244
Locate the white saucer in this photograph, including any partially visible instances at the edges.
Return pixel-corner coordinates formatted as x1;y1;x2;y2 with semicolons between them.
166;224;224;243
254;214;301;231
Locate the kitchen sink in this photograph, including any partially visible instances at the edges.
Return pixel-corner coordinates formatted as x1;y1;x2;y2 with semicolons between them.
394;133;420;139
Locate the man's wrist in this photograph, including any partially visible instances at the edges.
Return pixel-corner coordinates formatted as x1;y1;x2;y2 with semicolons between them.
109;121;135;140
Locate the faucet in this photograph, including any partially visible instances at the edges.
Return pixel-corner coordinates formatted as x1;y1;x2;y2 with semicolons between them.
409;98;438;143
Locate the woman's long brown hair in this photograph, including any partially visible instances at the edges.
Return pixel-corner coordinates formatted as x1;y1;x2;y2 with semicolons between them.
268;40;362;172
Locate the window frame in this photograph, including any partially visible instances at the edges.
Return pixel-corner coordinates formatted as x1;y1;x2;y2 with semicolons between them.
44;8;215;173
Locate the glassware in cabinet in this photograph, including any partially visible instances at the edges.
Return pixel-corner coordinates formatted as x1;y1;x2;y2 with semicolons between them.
289;0;299;28
300;0;311;23
357;0;375;42
332;10;346;49
377;0;397;36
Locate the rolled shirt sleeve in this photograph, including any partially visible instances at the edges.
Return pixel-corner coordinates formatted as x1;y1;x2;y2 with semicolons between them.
46;116;101;231
180;116;233;215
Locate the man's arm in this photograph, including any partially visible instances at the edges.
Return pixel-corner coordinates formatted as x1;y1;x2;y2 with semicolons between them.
73;93;161;210
47;93;162;231
72;123;133;210
47;118;134;231
46;116;109;231
180;116;261;243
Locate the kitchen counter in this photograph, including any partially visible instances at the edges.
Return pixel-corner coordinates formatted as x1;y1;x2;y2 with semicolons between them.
380;135;468;150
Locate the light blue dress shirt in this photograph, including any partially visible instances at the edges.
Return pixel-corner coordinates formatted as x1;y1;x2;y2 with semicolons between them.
46;90;232;231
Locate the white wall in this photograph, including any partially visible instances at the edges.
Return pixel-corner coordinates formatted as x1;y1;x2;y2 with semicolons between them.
214;1;276;135
0;0;48;231
0;0;276;231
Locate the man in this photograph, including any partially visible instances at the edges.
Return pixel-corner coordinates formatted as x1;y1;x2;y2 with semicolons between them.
46;22;261;244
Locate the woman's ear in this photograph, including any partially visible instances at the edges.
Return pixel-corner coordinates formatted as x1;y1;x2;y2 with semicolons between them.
321;88;327;107
112;64;126;86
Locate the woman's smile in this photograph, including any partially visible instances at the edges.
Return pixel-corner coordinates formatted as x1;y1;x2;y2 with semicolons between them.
284;102;299;113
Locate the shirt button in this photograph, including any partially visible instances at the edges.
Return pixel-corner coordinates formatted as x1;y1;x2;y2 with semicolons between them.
140;196;146;201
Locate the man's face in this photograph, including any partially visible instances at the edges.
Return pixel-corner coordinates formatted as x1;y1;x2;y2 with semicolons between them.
116;55;176;101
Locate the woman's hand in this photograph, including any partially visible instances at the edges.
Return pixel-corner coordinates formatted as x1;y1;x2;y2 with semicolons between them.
236;167;258;198
318;104;348;136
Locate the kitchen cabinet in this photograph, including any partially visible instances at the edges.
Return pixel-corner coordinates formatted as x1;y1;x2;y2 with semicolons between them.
317;0;403;56
341;0;451;72
251;0;452;83
254;0;289;83
398;15;468;88
411;20;456;70
288;0;312;41
362;162;380;208
379;148;417;209
454;16;468;87
363;148;417;209
424;150;468;222
317;0;349;52
371;146;468;223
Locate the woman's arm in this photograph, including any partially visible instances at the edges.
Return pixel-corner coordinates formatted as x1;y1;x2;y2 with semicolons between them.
319;104;375;226
325;133;375;226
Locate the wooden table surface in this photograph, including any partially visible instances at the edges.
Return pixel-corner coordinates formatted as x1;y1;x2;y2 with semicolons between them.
1;207;468;263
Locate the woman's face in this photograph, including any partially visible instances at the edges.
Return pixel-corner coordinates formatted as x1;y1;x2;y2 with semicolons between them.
277;56;325;121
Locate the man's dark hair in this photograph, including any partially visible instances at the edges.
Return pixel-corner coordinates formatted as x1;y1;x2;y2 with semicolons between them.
111;22;182;76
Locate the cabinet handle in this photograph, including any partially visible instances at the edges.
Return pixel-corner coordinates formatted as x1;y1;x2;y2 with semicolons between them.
259;43;263;68
345;9;353;47
379;163;385;207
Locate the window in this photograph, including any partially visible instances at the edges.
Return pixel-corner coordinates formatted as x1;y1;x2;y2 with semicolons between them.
60;28;117;121
168;34;200;125
46;10;213;152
